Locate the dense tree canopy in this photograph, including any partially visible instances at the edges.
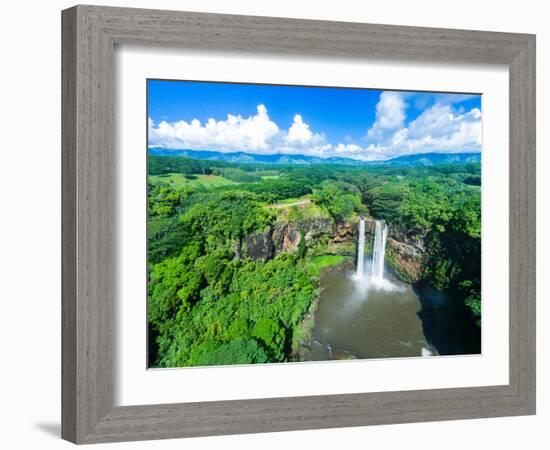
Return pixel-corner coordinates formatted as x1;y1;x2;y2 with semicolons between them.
148;155;482;366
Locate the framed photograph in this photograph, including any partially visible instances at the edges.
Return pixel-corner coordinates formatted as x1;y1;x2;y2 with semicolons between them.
62;5;536;444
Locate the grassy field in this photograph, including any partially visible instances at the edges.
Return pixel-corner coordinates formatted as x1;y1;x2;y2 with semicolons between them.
149;173;237;188
306;255;349;277
269;197;329;222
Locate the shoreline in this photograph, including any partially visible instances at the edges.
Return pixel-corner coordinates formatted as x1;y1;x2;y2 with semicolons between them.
291;258;354;361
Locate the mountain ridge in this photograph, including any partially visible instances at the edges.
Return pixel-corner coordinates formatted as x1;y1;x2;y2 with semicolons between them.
148;147;481;166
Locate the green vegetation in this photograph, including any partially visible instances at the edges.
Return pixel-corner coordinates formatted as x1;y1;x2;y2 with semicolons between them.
149;173;237;188
312;181;364;222
148;155;482;367
271;199;326;222
306;255;349;277
149;251;318;367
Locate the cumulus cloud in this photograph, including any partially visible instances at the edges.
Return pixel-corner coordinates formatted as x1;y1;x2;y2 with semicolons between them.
286;115;312;144
408;104;480;140
333;143;363;154
149;104;279;152
366;92;407;141
149;93;482;161
149;105;333;156
360;93;482;160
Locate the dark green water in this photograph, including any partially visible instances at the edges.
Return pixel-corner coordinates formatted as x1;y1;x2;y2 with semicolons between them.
304;271;481;361
304;268;481;361
305;270;436;361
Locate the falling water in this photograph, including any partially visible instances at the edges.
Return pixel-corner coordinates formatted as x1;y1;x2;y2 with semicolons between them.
356;218;366;278
371;220;388;284
355;218;393;291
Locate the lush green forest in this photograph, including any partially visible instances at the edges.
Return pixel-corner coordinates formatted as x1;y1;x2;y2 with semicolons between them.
147;154;481;367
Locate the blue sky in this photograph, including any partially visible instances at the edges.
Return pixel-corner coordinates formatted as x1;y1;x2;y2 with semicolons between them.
148;79;482;161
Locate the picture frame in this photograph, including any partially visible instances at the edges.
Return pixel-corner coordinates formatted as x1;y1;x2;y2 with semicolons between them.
61;4;536;444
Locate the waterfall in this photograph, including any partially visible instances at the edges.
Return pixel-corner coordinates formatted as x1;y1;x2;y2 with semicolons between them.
371;220;388;283
356;218;366;278
354;218;399;293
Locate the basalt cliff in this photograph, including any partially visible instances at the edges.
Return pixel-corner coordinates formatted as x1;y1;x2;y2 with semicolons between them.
244;215;424;283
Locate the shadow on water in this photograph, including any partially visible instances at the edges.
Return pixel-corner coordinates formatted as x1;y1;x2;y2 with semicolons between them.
413;284;481;356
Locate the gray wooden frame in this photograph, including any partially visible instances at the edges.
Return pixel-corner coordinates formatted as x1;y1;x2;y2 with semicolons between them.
62;4;536;444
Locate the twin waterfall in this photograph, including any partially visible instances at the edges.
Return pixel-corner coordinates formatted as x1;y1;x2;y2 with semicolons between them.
355;218;388;287
371;220;389;283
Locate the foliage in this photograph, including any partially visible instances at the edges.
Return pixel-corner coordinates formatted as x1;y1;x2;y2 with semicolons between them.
234;179;312;202
148;178;318;367
312;181;363;222
306;255;349;277
297;229;308;259
147;154;483;367
463;175;481;186
188;338;269;366
148;183;193;218
148;154;211;175
149;252;318;367
421;193;481;324
213;167;262;183
149;173;237;188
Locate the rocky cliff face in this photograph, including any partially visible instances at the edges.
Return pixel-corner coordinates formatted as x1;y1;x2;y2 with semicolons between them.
388;228;426;253
245;229;275;262
245;215;425;284
386;238;423;282
246;216;345;261
330;221;355;244
273;217;333;253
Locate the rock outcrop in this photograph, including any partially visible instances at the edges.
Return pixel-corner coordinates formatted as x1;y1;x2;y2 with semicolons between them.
246;229;275;261
246;217;335;261
389;228;426;253
272;223;301;253
386;238;423;282
273;217;333;253
330;221;355;244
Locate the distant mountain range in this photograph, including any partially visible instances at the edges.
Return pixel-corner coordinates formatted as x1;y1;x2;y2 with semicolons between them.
374;152;481;167
148;147;481;167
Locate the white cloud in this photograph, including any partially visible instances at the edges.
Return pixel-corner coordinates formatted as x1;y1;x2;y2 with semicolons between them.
366;92;407;141
286;114;312;144
149;94;482;161
149;104;280;152
408;104;480;140
360;94;482;160
333;143;363;154
149;105;334;156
